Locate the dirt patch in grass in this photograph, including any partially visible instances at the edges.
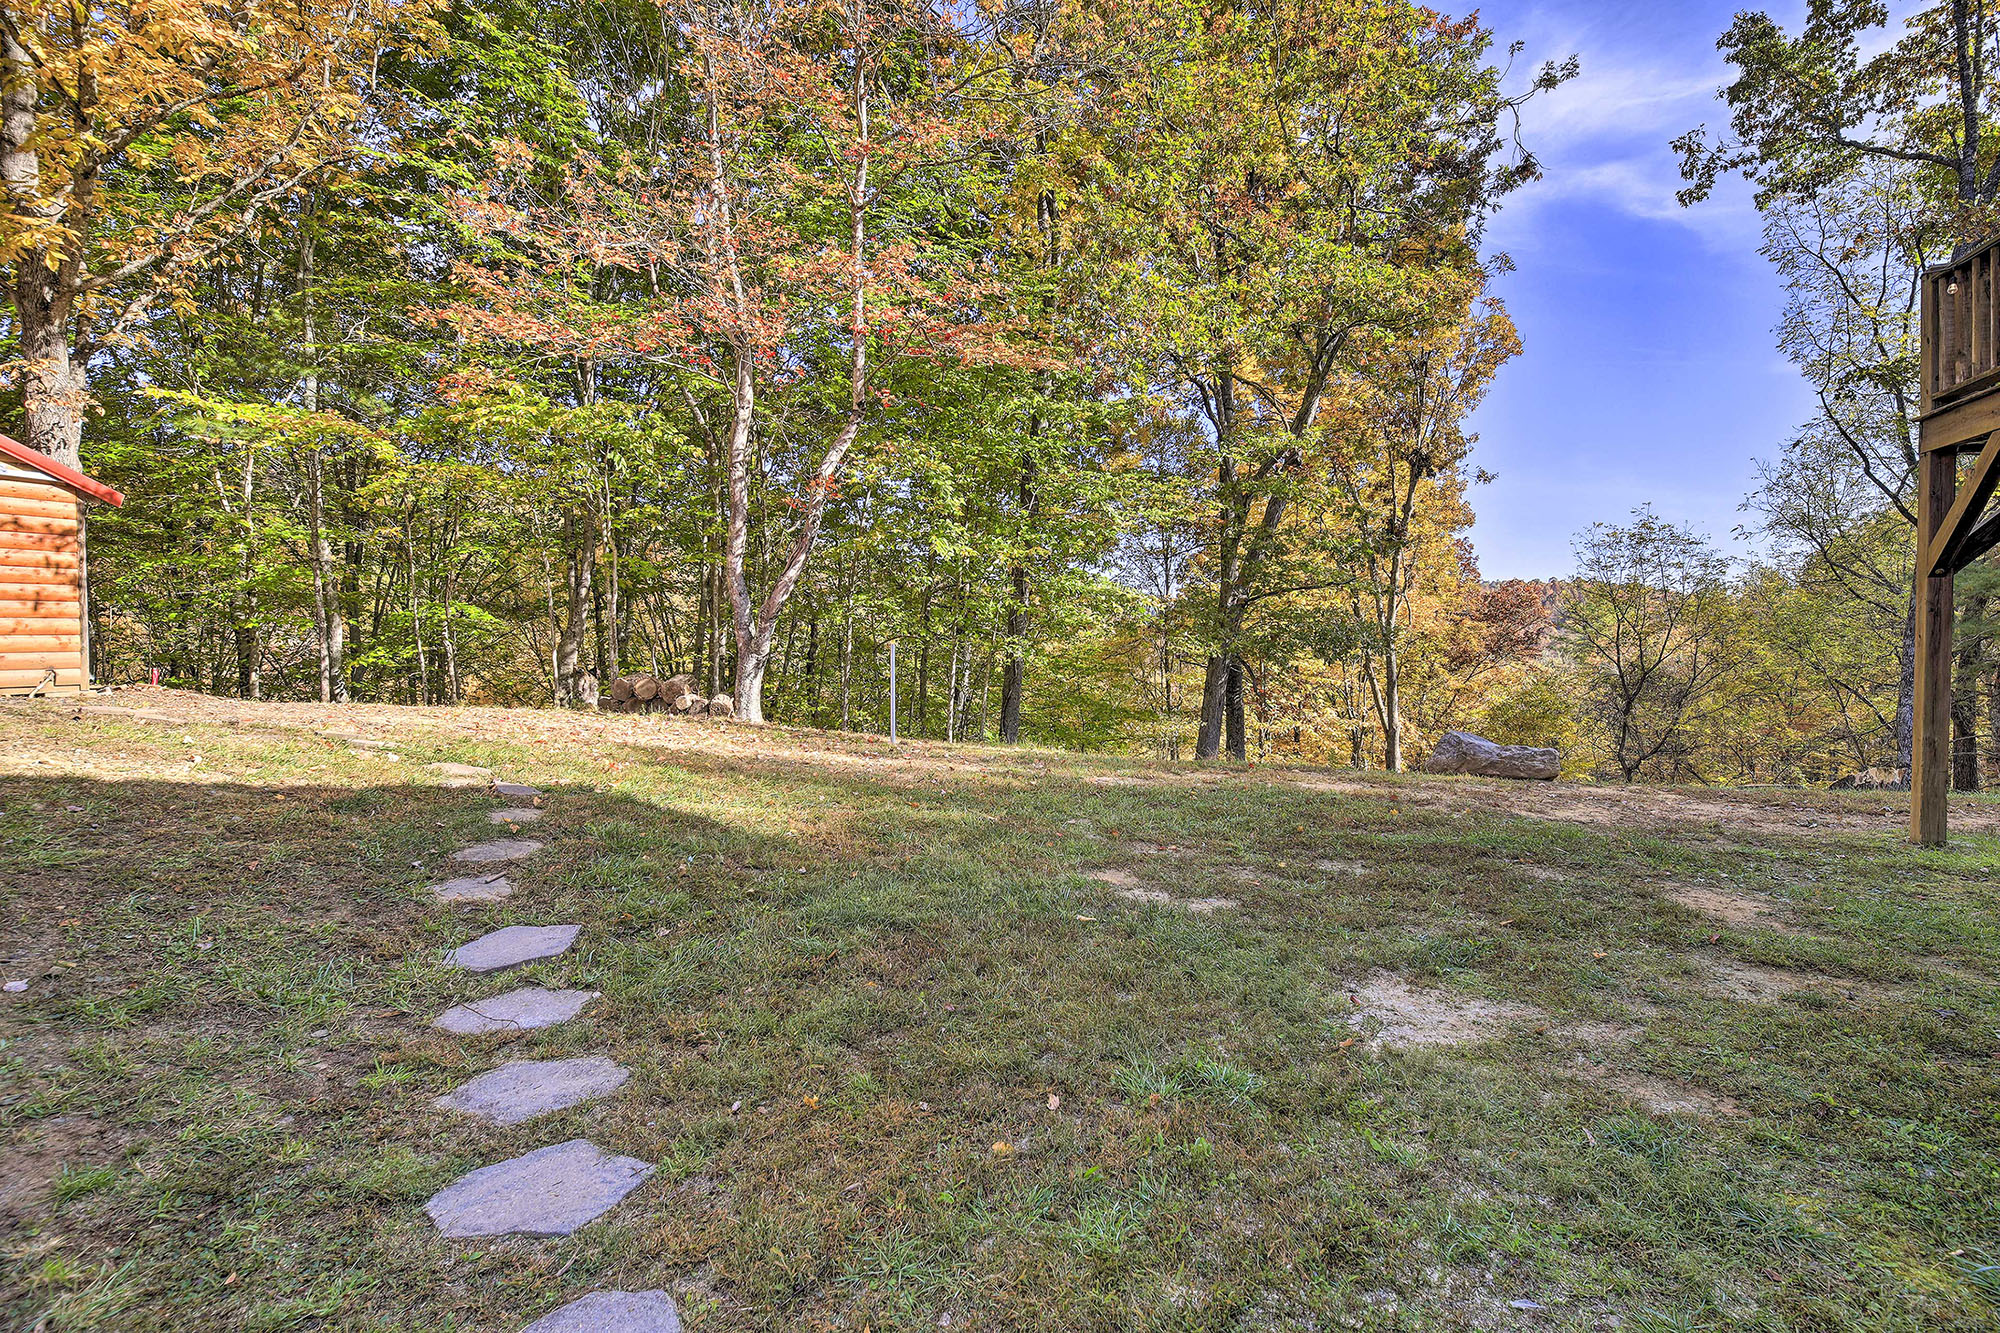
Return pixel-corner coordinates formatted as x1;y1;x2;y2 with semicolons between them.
1573;1063;1744;1118
1114;885;1174;905
0;1115;122;1225
1666;883;1793;931
1344;972;1543;1050
1092;868;1237;913
1706;959;1891;1004
1565;1021;1646;1048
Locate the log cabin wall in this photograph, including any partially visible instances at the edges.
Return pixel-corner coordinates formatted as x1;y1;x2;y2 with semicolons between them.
0;457;87;695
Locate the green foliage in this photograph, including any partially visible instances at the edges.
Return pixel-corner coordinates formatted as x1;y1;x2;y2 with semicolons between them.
1480;669;1579;756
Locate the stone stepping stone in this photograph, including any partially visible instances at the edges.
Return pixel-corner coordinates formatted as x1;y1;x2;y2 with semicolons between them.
490;807;542;825
446;924;579;973
522;1291;682;1333
430;761;493;788
432;872;514;905
432;987;599;1034
425;1139;653;1238
494;781;543;799
453;838;544;865
436;1056;631;1126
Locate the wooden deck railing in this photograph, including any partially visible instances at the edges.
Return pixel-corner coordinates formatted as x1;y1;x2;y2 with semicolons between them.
1927;235;2000;410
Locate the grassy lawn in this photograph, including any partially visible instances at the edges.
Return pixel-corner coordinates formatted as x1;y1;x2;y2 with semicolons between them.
3;695;1998;1331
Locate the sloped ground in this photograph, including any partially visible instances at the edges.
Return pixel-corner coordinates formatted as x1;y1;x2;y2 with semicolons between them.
2;690;1997;1331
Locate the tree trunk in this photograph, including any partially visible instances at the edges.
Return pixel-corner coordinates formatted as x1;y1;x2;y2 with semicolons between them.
306;444;345;703
3;32;87;470
556;509;597;706
592;567;610;688
1896;591;1917;769
950;638;964;742
605;517;622;681
1381;641;1403;773
916;633;932;739
443;575;460;703
15;288;86;470
232;446;259;699
1985;640;2000;788
1001;561;1028;744
803;612;819;720
1953;592;1986;791
721;43;873;725
409;531;429;705
1001;442;1038;743
841;569;854;730
1225;658;1246;761
1196;655;1228;760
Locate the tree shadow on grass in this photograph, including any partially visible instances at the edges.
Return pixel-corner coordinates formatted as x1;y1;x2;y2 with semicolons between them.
0;774;793;1332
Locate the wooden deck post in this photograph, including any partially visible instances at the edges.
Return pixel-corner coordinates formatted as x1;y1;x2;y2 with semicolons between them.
1913;447;1957;847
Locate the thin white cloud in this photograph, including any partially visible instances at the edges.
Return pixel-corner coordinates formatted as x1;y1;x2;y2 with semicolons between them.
1488;23;1755;252
1525;63;1723;150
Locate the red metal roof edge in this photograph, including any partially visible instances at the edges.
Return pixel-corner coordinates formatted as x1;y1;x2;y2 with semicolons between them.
0;433;124;507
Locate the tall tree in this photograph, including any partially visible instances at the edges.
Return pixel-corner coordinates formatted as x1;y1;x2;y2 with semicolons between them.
1329;298;1518;771
1069;0;1564;760
669;0;1016;723
1678;1;2000;224
1560;509;1742;782
1750;167;1946;766
0;0;417;467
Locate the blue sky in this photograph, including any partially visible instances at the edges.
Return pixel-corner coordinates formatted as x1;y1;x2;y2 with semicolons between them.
1466;1;1822;579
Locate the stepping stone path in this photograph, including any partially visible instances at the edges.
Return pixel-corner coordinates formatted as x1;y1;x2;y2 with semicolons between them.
414;775;666;1318
435;1056;631;1126
432;872;514;905
453;838;544;865
447;924;579;973
433;987;599;1035
522;1291;682;1333
424;1138;653;1238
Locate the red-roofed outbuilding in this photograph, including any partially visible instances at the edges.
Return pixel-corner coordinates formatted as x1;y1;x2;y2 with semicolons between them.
0;434;124;695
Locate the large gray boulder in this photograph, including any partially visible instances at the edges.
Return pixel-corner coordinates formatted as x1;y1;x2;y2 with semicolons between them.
1424;731;1561;782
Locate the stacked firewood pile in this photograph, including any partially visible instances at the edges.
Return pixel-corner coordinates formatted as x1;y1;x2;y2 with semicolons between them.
602;673;735;719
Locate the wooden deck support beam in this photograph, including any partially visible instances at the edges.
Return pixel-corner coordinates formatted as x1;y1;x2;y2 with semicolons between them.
1913;447;1958;848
